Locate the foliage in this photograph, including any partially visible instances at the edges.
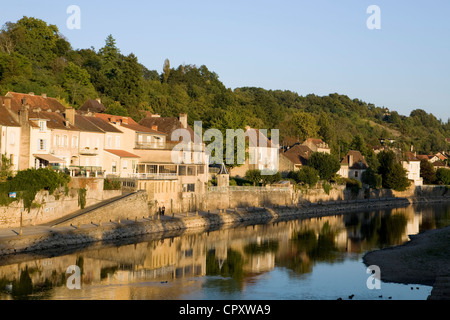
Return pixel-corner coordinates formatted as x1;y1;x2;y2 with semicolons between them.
78;188;87;209
345;178;362;195
0;168;70;212
244;169;262;186
362;167;382;189
308;152;341;181
261;172;282;186
287;167;319;187
376;150;410;191
436;168;450;185
0;154;13;182
420;159;436;185
0;16;449;158
103;178;121;190
322;182;332;195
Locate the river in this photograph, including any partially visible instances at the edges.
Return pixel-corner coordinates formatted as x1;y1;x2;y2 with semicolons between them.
0;202;449;300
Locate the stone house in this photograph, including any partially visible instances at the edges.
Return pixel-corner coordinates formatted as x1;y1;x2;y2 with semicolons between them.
302;138;331;154
338;150;368;182
402;152;423;186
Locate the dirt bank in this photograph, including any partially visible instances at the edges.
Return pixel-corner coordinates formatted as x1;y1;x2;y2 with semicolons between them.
363;225;450;286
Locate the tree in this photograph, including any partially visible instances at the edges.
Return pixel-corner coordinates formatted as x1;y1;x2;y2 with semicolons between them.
420;159;436;185
377;150;410;191
436;168;450;185
362;167;382;189
62;62;96;106
0;154;13;182
261;172;282;186
245;169;262;186
318;112;333;144
288;167;319;187
162;58;170;83
291;112;319;141
308;152;341;181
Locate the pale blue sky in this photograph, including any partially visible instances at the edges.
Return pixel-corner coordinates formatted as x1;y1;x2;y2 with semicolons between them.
1;1;449;121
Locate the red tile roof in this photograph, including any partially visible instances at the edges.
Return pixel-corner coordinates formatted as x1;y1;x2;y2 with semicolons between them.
5;92;67;113
104;149;140;158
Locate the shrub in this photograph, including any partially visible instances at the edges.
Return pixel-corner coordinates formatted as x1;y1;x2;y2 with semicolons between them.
346;178;362;195
322;182;332;195
103;178;121;190
436;168;450;185
288;167;320;187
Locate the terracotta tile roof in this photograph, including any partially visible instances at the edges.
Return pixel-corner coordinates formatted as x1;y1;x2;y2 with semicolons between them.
405;151;420;161
74;115;105;133
104;149;140;158
282;144;312;165
433;160;446;168
94;113;166;135
5;92;67;113
28;110;78;131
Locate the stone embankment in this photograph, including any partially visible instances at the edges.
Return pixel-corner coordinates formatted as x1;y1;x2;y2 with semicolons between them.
1;196;444;256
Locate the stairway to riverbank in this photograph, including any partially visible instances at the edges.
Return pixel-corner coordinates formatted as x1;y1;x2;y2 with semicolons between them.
41;192;135;227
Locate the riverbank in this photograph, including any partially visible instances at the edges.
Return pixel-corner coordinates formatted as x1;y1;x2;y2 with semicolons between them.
363;225;450;287
0;196;448;256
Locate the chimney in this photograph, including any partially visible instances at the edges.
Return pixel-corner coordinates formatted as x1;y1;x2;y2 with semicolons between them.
348;154;354;167
41;93;47;99
152;125;158;131
151;114;161;118
64;108;76;127
19;104;29;126
179;113;188;129
28;92;34;96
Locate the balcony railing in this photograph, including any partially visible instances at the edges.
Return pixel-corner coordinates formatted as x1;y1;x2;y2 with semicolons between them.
79;147;99;155
128;173;178;180
134;142;169;150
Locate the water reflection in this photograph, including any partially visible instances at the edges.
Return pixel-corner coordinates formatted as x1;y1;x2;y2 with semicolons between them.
0;203;448;300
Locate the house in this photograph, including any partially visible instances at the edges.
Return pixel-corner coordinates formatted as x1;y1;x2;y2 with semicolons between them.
433;160;447;170
279;144;312;176
338;150;368;182
0;96;21;172
302;138;330;154
78;98;106;114
227;126;279;178
402;152;422;186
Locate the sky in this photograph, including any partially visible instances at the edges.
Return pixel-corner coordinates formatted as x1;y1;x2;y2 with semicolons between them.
1;0;449;121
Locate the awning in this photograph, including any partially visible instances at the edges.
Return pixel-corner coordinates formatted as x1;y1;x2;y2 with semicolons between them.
34;154;66;164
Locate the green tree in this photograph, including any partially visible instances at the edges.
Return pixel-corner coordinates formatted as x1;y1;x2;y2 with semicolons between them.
0;154;13;182
377;150;410;191
288;167;320;187
291;112;319;141
245;169;262;186
420;159;436;185
436;168;450;185
308;152;341;181
362;167;382;189
62;61;96;106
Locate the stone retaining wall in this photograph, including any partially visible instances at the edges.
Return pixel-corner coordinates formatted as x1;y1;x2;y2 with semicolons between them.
3;196;448;256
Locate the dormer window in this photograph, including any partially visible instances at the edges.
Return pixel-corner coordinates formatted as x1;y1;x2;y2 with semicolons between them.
39;120;47;132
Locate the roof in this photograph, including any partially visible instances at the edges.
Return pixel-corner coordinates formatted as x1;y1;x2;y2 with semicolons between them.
139;116;197;142
95;113;166;135
405;151;420;162
433;160;447;168
84;116;123;133
28;110;78;131
341;150;369;169
79;99;106;113
282;144;312;165
303;138;330;148
0;103;20;127
104;149;140;158
5;92;67;113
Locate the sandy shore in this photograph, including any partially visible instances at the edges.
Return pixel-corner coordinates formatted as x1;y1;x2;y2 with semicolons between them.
363;225;450;286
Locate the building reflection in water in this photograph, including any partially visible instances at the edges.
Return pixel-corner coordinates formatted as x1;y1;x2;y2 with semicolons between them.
0;203;448;299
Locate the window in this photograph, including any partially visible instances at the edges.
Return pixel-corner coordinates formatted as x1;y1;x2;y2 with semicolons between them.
112;162;117;173
55;135;59;147
9;132;15;145
355;171;359;178
63;135;68;147
72;136;78;148
107;136;112;148
123;160;128;169
86;137;90;148
39;121;47;132
115;136;121;148
182;183;195;193
38;139;46;151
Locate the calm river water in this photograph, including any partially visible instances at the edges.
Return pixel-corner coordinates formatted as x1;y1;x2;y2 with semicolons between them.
0;203;449;300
